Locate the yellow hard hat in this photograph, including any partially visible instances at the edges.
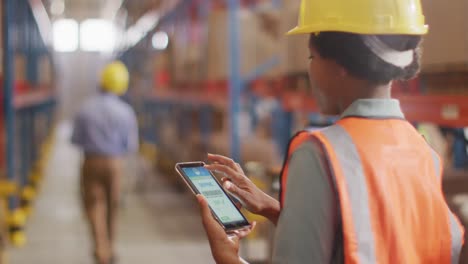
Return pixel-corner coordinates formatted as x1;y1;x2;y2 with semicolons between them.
100;61;129;95
288;0;428;35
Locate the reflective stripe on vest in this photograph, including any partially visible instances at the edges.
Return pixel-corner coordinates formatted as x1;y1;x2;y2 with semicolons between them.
319;125;377;263
280;118;464;263
449;213;464;264
429;149;464;263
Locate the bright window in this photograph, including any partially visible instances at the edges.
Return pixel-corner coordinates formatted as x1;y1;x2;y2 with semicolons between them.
80;19;116;52
50;0;65;16
152;31;169;50
53;19;79;52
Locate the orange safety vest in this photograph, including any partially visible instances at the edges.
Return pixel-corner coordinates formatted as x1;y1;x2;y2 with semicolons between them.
279;117;464;264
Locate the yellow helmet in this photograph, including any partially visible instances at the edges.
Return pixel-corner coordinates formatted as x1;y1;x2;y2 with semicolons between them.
288;0;428;35
100;61;129;95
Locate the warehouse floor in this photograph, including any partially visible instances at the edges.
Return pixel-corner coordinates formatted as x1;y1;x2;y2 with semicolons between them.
8;123;216;264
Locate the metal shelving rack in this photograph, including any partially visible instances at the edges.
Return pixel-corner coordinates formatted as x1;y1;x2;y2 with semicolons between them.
121;1;467;167
122;0;286;163
2;0;56;246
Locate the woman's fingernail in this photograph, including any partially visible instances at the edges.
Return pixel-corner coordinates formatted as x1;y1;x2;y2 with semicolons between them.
224;181;232;189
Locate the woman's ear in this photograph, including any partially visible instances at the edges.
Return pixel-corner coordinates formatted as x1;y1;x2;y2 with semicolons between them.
327;60;348;79
337;64;348;78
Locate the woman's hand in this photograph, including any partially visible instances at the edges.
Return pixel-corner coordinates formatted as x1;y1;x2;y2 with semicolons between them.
206;154;281;225
197;195;255;264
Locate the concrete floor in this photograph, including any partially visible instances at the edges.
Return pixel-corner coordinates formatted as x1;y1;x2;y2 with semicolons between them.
9;123;216;264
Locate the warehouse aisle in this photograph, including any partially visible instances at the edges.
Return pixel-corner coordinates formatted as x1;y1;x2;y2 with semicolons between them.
9;122;215;264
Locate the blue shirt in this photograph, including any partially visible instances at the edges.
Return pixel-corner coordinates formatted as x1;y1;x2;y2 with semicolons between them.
71;93;138;156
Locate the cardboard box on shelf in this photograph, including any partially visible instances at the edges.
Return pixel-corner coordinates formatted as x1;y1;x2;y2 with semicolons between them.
153;52;171;90
205;6;289;81
154;51;170;72
206;9;264;80
253;6;285;79
169;3;303;84
171;20;205;84
284;34;309;74
281;1;309;75
39;55;52;85
185;44;203;82
205;10;232;80
421;0;468;69
422;70;468;95
170;23;187;83
15;54;26;82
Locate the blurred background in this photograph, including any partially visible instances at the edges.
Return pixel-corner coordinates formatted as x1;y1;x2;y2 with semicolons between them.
0;0;467;263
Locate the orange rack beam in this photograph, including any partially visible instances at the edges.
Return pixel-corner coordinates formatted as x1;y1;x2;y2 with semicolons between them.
150;89;468;127
397;95;468;127
14;89;55;109
281;92;468;127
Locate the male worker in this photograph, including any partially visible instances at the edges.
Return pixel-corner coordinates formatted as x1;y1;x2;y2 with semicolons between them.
72;61;138;264
197;0;465;263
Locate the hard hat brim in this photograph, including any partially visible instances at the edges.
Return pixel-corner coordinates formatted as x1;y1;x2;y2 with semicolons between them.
287;25;429;36
287;26;315;35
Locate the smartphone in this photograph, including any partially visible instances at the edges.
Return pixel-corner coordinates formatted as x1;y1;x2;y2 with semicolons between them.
175;161;251;233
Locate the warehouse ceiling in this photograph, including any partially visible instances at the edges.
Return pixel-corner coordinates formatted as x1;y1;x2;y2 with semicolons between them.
42;0;106;19
41;0;172;23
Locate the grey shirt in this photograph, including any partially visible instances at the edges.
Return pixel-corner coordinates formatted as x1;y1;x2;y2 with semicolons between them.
272;99;405;264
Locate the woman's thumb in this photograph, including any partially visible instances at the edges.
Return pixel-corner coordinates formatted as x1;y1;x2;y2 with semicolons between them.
197;195;211;220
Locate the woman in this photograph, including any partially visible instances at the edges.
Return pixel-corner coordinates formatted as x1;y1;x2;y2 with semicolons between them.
197;0;464;263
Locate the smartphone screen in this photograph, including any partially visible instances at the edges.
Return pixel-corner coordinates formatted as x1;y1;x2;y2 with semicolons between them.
178;164;249;230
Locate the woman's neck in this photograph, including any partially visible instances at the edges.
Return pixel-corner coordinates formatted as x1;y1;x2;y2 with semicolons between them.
337;81;392;113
